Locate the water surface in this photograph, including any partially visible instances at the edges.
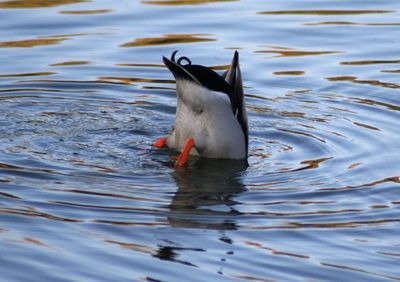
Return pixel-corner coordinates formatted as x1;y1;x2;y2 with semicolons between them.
1;0;400;281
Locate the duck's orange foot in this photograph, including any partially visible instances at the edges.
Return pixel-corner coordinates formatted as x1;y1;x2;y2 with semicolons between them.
175;138;195;167
154;137;168;148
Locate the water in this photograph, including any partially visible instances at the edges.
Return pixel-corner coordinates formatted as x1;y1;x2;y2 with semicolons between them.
1;0;400;281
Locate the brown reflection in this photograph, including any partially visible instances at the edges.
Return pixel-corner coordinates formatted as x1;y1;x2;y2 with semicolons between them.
97;76;174;85
258;10;392;16
348;162;362;170
168;159;247;229
319;176;400;192
341;60;400;65
321;262;399;280
116;63;164;68
294;157;332;171
353;122;380;131
253;218;400;230
50;60;91;66
326;76;400;89
245;241;309;259
274;70;305;75
0;207;81;222
0;37;69;48
352;98;400;111
304;21;400;26
0;0;88;9
60;9;112;14
142;0;237;6
257;46;340;58
119;34;215;47
106;240;154;254
278;128;326;143
278;111;305;118
0;72;56;77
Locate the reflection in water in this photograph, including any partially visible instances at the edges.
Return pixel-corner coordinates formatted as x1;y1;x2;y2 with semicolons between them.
168;159;247;229
0;72;56;77
141;0;237;6
341;60;400;65
59;9;113;14
304;21;400;26
0;0;87;9
49;60;91;66
273;71;305;75
258;10;393;15
0;37;69;48
326;76;400;89
119;34;215;47
1;0;400;281
256;46;340;58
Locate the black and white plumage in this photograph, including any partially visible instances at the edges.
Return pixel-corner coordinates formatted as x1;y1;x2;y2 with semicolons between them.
155;51;248;166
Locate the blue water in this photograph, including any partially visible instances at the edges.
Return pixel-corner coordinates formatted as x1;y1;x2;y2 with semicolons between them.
1;0;400;281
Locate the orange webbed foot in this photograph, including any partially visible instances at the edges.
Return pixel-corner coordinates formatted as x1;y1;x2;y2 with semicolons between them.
154;137;168;148
175;138;195;167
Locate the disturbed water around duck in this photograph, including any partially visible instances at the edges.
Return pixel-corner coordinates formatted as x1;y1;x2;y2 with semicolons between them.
1;0;400;281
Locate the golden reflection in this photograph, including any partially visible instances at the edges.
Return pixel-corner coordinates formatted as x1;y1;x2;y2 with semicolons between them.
0;72;56;77
258;10;393;16
98;76;174;85
295;157;332;171
257;46;340;58
353;98;400;111
119;34;215;47
0;0;88;9
105;240;154;254
0;37;69;48
50;60;91;66
142;0;237;6
116;63;164;68
304;21;400;26
60;9;112;14
326;76;400;89
341;60;400;65
319;176;400;191
278;111;305;118
274;70;305;75
0;207;81;222
245;241;310;259
278;128;326;143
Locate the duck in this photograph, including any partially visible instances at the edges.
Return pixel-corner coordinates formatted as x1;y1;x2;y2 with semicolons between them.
154;50;248;167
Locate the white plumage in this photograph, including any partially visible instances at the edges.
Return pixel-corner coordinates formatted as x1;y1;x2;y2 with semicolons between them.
154;51;248;166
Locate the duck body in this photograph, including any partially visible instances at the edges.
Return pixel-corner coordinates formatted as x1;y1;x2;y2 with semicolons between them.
154;51;248;166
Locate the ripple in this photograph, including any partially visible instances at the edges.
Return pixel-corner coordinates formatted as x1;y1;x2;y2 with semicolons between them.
49;60;92;66
0;0;87;9
0;37;70;48
59;9;113;14
258;10;394;16
326;76;400;89
256;46;341;58
141;0;237;6
119;34;216;47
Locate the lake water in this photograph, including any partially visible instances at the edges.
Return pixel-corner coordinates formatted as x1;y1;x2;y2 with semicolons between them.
1;0;400;281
